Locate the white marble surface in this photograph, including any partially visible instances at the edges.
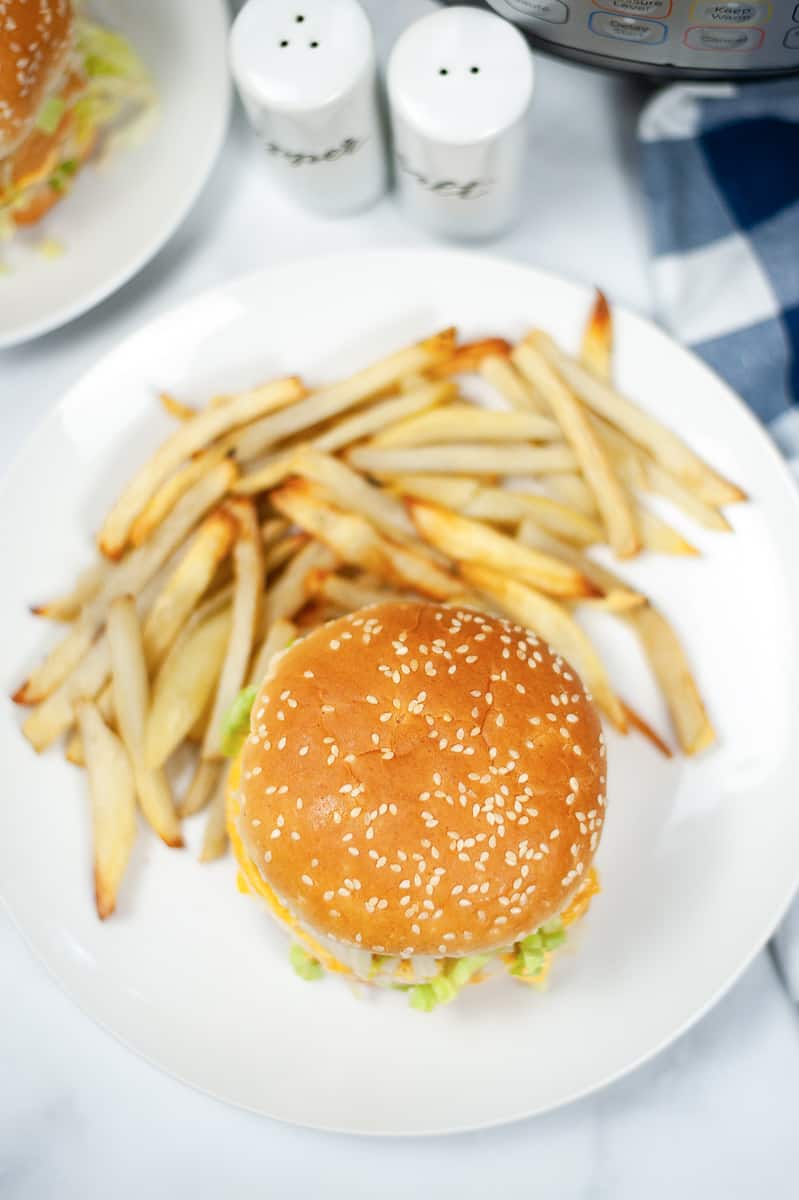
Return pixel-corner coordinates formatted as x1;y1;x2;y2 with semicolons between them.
2;3;798;1194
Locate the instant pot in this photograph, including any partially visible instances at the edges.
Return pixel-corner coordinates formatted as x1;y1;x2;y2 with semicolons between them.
468;1;799;78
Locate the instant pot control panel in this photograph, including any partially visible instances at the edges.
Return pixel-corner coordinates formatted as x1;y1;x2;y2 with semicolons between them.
485;1;799;76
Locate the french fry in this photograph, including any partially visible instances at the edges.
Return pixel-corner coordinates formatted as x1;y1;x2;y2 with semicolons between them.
580;290;613;382
159;392;197;421
199;769;230;862
145;608;232;769
180;759;222;819
260;516;288;548
233;329;457;463
516;519;644;611
371;405;560;449
642;459;733;533
312;382;454;452
530;331;746;507
543;473;598;517
347;443;578;478
387;474;480;511
407;499;599;599
202;499;264;760
307;572;400;614
636;506;699;557
30;560;109;622
264;531;308;576
129;447;228;548
463;488;603;545
461;563;627;731
107;596;182;847
141;506;238;668
479;354;548;416
429;337;511;377
624;605;715;755
76;701;138;919
99;376;302;558
248;617;297;688
65;681;115;766
22;635;111;753
234;452;296;496
14;459;237;706
263;537;336;629
513;341;640;559
291;450;414;540
620;700;672;759
272;481;461;600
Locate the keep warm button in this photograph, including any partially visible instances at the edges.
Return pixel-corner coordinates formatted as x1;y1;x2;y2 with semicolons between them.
588;11;667;41
684;24;764;48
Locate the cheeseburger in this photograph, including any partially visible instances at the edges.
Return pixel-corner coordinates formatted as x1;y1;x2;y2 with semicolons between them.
0;0;152;233
226;601;605;1010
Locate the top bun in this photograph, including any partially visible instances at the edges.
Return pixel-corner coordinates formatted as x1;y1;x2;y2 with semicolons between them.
237;601;606;957
0;0;74;157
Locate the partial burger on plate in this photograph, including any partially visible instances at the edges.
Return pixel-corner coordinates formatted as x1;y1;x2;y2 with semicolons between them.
0;0;153;234
225;600;605;1010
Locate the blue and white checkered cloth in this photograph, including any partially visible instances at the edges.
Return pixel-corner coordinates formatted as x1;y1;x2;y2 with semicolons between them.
639;80;799;1001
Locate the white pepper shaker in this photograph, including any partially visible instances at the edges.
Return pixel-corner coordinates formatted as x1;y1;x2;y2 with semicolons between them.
229;0;386;217
387;6;534;240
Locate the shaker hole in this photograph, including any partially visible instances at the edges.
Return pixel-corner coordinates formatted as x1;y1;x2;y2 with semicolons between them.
310;40;319;47
438;68;448;76
470;66;480;74
295;13;305;21
279;39;289;47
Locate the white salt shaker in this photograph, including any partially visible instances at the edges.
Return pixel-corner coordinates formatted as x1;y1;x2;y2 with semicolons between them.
387;6;534;240
229;0;387;216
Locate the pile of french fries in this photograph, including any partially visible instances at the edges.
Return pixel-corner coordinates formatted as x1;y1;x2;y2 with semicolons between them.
14;295;745;919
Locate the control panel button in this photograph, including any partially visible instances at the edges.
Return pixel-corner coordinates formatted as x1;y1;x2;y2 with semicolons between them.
785;25;799;46
593;0;671;16
689;2;770;24
505;0;569;22
684;24;764;48
588;10;667;41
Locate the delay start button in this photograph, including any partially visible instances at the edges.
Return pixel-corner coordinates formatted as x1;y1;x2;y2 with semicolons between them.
784;26;799;47
588;10;667;41
684;24;764;48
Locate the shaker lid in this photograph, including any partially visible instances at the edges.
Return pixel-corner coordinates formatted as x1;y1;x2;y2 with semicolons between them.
387;6;534;145
230;0;374;113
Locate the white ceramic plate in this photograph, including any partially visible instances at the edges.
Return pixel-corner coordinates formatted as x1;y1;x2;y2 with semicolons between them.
2;252;798;1135
0;0;230;349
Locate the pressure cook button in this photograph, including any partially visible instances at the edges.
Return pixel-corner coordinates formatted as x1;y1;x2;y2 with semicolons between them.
689;2;769;24
784;25;799;46
505;0;569;23
593;0;671;17
684;24;764;48
588;11;668;41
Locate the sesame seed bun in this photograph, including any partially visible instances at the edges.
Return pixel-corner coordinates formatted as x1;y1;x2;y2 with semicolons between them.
236;601;606;959
0;0;75;158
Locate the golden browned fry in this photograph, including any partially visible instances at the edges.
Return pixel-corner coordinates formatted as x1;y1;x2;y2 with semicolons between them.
291;449;414;540
14;460;237;706
180;759;222;819
271;480;461;600
516;519;644;611
386;474;480;511
580;290;613;382
620;700;673;759
463;488;603;545
232;329;457;463
99;377;302;558
406;499;599;599
107;596;182;847
479;353;549;416
141;506;238;669
370;405;560;449
145;608;232;769
306;572;401;613
461;563;627;731
513;341;640;559
199;768;230;862
76;701;138;919
543;473;598;516
202;499;264;760
159;392;197;421
129;447;229;549
347;443;578;478
429;337;512;377
642;459;733;532
22;636;111;752
264;531;308;577
530;331;746;507
312;381;454;452
248;617;297;688
624;604;715;755
636;506;699;557
30;560;109;622
263;537;337;629
65;680;115;766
